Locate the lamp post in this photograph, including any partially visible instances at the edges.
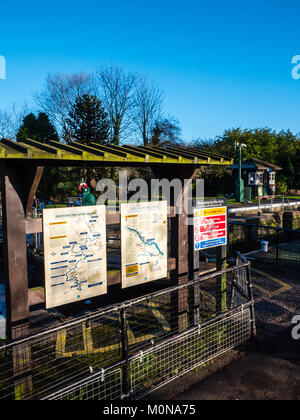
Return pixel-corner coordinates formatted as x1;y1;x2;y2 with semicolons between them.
235;142;246;202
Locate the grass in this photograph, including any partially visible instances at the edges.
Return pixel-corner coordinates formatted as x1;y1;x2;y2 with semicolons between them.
46;204;67;209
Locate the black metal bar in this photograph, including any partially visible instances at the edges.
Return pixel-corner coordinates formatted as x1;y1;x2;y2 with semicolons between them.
246;263;256;338
120;306;130;399
276;229;280;264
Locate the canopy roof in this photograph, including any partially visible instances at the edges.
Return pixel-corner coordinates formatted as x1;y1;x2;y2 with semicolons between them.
0;138;233;167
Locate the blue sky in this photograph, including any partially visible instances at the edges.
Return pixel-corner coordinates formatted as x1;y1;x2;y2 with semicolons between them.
0;0;300;141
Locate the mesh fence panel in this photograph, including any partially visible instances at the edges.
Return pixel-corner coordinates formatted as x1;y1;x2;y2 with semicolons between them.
46;367;123;400
130;308;251;399
0;262;254;400
0;309;122;400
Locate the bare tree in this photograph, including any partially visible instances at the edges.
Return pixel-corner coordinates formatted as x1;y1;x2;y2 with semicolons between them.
97;65;137;145
0;110;14;139
0;104;29;139
150;116;182;147
132;76;164;145
34;72;97;141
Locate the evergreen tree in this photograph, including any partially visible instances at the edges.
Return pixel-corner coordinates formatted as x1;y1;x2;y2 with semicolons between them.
16;113;37;141
16;112;58;143
36;112;59;143
66;94;110;145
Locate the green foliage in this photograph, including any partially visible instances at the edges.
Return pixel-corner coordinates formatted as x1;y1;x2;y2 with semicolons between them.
276;176;288;194
193;128;300;193
66;94;110;145
37;167;82;201
16;112;58;143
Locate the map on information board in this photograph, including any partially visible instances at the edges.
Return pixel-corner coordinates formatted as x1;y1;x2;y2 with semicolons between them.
194;199;227;251
43;206;107;308
121;201;168;289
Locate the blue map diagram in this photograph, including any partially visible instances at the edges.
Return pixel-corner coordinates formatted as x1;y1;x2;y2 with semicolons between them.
121;201;168;289
43;206;107;308
127;227;164;257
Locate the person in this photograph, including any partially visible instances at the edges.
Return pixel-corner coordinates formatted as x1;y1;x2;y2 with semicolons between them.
82;186;96;206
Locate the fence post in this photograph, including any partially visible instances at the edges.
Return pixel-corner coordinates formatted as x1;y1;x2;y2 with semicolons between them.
247;225;252;250
216;204;228;314
246;264;256;338
216;246;227;314
276;229;279;264
120;306;131;399
188;218;200;325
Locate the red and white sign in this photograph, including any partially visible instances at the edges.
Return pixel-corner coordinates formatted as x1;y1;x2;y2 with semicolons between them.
194;206;227;250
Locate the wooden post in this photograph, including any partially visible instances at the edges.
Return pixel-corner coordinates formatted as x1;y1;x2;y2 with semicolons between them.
1;162;43;399
216;245;227;313
216;203;228;314
151;166;199;333
188;221;200;325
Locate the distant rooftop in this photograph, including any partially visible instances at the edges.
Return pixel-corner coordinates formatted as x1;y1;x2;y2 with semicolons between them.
228;157;282;172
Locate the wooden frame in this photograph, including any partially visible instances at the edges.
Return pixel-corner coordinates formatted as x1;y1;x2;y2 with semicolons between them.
0;140;232;399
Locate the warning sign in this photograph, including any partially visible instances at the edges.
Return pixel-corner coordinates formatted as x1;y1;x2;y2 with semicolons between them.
194;200;227;251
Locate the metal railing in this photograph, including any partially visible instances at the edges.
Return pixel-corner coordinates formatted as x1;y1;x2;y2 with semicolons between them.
229;221;300;267
228;195;300;215
0;261;255;400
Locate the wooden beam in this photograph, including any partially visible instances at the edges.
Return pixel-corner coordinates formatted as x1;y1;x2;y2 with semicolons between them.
0;162;43;399
151;166;199;333
25;166;44;219
90;143;128;158
23;138;58;155
70;142;105;157
26;218;42;234
48;140;83;156
1;138;28;154
27;207;176;233
27;257;177;306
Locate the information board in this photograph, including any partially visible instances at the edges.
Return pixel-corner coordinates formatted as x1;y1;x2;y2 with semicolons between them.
43;206;107;308
121;201;168;289
194;199;227;251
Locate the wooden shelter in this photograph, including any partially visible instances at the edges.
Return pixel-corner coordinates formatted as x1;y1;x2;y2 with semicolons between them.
0;137;233;344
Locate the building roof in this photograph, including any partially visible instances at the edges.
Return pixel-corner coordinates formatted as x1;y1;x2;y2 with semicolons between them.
228;157;282;172
0;138;233;167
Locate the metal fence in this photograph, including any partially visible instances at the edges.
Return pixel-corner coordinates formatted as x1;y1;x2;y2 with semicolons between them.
46;366;123;400
130;308;252;399
0;261;255;400
229;221;300;267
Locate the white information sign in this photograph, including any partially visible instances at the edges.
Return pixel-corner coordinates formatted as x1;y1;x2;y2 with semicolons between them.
121;201;168;289
43;206;107;308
